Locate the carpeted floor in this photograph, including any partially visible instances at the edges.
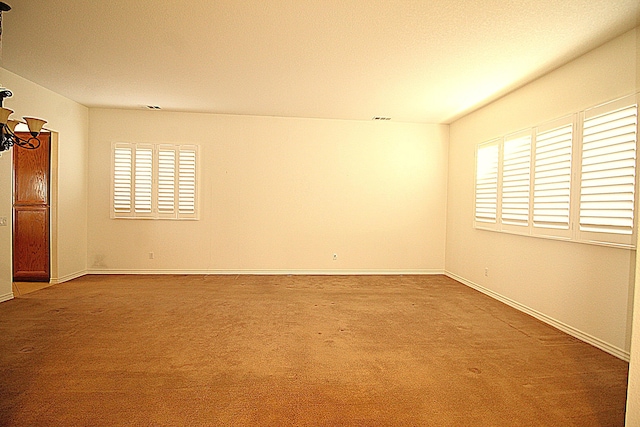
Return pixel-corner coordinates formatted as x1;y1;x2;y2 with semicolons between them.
0;274;629;426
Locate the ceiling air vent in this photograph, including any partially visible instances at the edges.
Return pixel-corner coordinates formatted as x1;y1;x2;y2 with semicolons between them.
372;116;391;121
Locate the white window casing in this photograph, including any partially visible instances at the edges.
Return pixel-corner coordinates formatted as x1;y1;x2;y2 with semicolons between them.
473;93;638;249
111;142;199;220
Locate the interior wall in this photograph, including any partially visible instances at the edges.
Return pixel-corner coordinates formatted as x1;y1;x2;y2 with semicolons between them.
624;25;640;427
0;69;88;294
0;130;11;301
87;110;448;273
446;29;638;358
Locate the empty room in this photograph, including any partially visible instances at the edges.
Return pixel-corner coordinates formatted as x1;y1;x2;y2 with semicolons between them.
1;1;640;426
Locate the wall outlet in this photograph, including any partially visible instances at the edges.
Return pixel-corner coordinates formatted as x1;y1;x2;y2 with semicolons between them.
149;252;154;259
484;267;488;277
0;217;6;226
333;253;338;261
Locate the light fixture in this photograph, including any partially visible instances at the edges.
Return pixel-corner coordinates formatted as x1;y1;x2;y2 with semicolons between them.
0;88;47;151
0;2;48;152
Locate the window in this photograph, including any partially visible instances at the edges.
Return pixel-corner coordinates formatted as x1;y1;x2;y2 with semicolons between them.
473;94;638;248
111;142;198;219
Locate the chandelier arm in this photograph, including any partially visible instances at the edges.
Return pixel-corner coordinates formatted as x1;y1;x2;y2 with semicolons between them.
14;135;41;149
1;123;41;151
0;132;11;151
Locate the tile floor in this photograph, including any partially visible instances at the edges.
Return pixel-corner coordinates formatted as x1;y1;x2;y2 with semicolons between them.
12;281;53;297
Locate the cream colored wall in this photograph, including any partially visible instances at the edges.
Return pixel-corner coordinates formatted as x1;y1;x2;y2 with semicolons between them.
0;68;89;291
624;25;640;427
0;141;11;301
87;110;448;273
446;29;638;357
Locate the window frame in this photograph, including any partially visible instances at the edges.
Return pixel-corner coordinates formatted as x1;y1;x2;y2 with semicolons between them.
110;142;199;220
473;93;638;249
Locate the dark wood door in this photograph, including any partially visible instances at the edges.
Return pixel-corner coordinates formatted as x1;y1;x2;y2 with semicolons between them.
13;132;50;282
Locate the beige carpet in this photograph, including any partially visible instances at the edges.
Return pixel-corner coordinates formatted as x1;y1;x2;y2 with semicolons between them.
0;274;629;426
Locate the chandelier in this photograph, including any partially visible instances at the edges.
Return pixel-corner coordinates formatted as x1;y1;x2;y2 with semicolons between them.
0;2;48;152
0;88;47;152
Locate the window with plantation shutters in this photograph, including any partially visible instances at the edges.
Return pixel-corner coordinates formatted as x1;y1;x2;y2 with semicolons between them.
533;118;573;235
501;133;531;227
473;93;638;248
475;141;499;228
579;98;637;244
111;142;198;220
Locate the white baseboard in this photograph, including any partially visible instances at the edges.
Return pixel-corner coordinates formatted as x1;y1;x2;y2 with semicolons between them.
87;268;444;276
445;271;629;362
50;270;87;285
0;292;14;303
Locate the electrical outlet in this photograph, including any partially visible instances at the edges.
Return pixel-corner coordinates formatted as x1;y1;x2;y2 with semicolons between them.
484;267;488;277
149;252;154;259
333;253;338;261
0;217;6;226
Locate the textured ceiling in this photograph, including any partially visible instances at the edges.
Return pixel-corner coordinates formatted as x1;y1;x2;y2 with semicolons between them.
1;0;638;123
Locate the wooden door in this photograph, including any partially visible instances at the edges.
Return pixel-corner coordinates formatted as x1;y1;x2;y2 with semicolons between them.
13;132;51;282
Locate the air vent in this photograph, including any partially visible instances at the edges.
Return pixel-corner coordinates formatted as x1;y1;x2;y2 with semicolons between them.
146;105;161;110
372;116;391;121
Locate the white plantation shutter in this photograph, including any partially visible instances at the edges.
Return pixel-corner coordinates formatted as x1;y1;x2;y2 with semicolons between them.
472;94;638;248
580;99;637;240
134;147;153;215
157;148;176;215
501;133;531;227
178;147;197;217
533;121;573;233
113;146;133;215
475;141;499;227
111;143;198;219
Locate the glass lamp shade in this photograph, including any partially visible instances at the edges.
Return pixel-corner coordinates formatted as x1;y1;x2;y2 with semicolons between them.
23;117;47;136
0;107;13;125
6;119;20;133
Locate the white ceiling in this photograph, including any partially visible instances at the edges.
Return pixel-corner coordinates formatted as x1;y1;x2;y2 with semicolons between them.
1;0;638;123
